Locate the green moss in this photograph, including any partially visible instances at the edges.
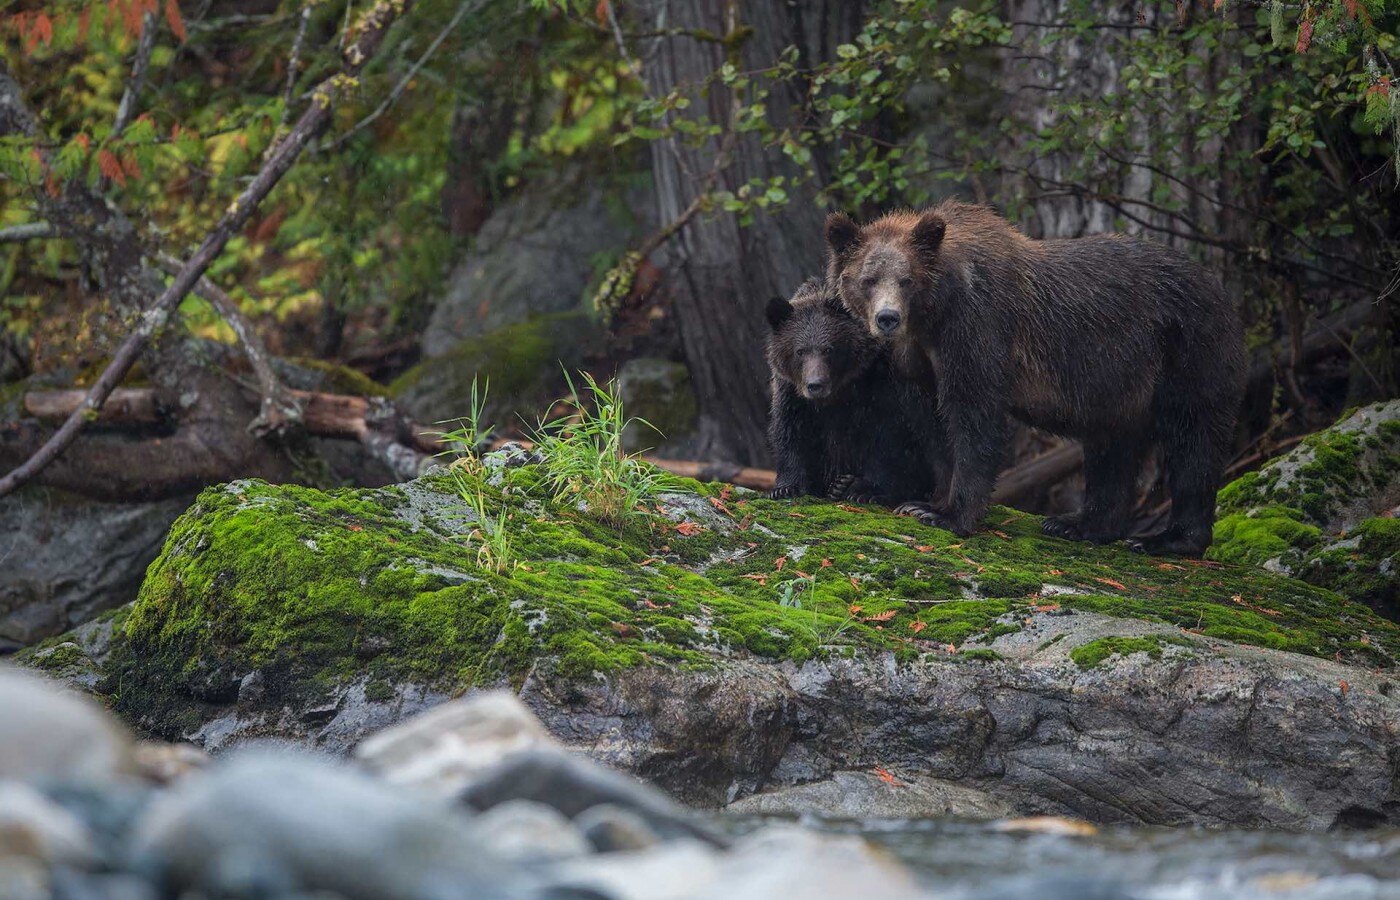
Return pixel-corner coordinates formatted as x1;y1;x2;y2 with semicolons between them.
1071;635;1188;669
286;357;389;397
71;434;1400;737
1300;517;1399;618
1210;506;1321;567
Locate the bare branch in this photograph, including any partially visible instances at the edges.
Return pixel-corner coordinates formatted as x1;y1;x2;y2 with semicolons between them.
0;0;420;500
112;12;160;139
281;3;315;128
152;252;302;436
325;0;477;152
0;222;55;243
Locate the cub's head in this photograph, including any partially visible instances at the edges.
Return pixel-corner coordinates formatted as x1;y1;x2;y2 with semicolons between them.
765;280;877;403
825;209;946;340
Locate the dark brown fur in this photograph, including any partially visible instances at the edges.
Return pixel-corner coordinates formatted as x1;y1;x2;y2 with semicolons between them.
765;279;950;507
827;201;1245;555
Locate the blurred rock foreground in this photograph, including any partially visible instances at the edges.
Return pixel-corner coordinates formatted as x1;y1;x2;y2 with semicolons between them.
0;667;919;899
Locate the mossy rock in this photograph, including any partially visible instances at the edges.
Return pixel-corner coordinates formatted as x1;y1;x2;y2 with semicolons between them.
74;449;1400;738
390;312;605;427
1210;400;1399;618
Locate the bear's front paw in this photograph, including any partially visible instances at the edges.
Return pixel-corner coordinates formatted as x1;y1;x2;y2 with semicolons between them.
1125;529;1208;558
828;474;878;504
1041;514;1084;542
895;501;949;529
768;484;803;500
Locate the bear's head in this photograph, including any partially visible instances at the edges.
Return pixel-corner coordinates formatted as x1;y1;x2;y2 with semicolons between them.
765;280;877;403
825;209;946;340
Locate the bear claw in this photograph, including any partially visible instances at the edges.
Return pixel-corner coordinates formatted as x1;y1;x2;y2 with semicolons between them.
1041;515;1084;541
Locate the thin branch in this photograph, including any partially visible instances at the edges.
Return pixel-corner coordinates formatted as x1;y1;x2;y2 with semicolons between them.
112;12;160;139
325;0;477;152
281;3;315;128
0;0;419;500
0;222;55;243
152;252;302;435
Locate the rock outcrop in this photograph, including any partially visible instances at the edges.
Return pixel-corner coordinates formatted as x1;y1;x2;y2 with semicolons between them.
23;403;1400;830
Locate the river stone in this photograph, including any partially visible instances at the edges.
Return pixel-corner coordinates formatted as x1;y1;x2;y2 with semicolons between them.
353;690;558;795
724;770;1014;820
130;750;507;900
574;804;661;853
459;747;724;847
467;799;591;863
0;782;99;868
0;667;133;781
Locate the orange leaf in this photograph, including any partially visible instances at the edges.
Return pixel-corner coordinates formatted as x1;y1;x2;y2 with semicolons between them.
788;511;807;518
165;0;186;41
1339;679;1349;696
97;149;127;186
848;604;863;615
820;558;832;568
915;545;934;553
864;609;897;622
75;134;91;151
719;484;733;502
708;496;733;517
741;573;769;586
836;503;864;513
990;530;1011;540
909;620;926;633
31;11;53;48
595;0;610;26
873;766;900;786
120;152;141;181
1095;577;1127;591
674;521;702;537
849;575;861;591
1295;17;1313;54
774;556;786;571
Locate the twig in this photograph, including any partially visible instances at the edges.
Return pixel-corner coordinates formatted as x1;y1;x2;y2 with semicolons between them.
112;12;160;139
0;0;419;500
325;0;477;152
280;3;315;128
152;252;302;435
0;222;55;243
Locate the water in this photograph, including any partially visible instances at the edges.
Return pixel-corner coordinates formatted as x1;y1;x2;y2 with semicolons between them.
745;817;1400;899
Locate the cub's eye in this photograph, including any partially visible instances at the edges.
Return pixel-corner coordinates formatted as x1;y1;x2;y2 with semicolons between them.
860;275;878;289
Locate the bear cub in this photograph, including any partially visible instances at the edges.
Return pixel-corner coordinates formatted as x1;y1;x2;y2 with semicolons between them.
827;201;1245;556
766;278;949;508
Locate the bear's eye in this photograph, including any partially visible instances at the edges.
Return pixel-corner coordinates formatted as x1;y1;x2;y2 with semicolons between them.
898;276;913;288
860;275;878;289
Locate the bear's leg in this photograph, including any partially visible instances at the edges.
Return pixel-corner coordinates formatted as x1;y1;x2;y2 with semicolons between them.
1129;404;1231;557
903;402;1010;535
1078;435;1147;542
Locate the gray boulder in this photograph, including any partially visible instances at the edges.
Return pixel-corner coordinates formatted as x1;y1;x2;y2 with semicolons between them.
423;167;653;357
0;667;134;782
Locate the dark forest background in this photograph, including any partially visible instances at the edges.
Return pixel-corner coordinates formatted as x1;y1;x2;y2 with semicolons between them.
0;0;1396;645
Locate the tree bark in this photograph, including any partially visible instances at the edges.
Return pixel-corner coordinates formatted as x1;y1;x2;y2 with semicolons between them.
634;0;864;465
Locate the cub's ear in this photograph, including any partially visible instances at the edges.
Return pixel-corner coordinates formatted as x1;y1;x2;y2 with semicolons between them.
825;212;861;261
766;296;795;331
911;211;946;257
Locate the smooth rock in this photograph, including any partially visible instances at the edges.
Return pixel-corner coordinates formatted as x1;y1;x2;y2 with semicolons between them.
0;667;133;781
354;690;557;795
131;750;507;900
130;743;209;784
0;782;98;868
468;800;591;863
695;825;922;900
460;747;723;847
574;804;662;853
725;770;1013;821
616;358;699;454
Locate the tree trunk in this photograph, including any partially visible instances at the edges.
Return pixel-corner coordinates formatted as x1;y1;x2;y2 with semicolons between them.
636;0;864;465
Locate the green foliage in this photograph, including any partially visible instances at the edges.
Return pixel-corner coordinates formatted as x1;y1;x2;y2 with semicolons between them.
531;370;670;529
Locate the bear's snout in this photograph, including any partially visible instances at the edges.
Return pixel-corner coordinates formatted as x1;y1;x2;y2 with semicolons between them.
875;308;902;334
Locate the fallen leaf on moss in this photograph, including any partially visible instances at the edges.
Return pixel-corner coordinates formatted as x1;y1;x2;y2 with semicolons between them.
910;621;927;633
775;556;787;571
674;522;703;537
864;610;897;622
1095;577;1128;591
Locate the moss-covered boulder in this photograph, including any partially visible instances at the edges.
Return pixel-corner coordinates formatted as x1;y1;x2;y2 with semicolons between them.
1211;400;1399;618
27;424;1400;830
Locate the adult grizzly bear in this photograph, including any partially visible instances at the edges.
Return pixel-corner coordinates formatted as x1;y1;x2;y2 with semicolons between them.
826;201;1244;556
766;279;950;507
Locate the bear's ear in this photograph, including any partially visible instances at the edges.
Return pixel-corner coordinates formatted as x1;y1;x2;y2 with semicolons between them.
766;296;795;331
825;212;861;261
911;211;946;257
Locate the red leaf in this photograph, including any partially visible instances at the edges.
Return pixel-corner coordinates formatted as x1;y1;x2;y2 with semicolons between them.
165;0;186;41
1339;679;1349;696
1095;577;1128;591
31;12;53;48
864;609;897;622
75;134;91;151
98;149;127;186
874;766;900;786
909;621;926;633
594;0;610;26
915;545;934;553
848;604;863;615
819;558;832;568
674;521;702;537
774;556;786;571
120;152;141;181
1342;0;1358;17
1296;18;1313;53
